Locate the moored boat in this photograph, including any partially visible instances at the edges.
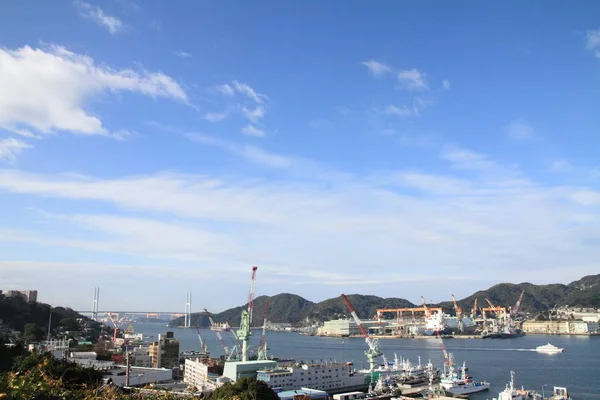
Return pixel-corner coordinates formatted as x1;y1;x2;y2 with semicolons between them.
439;359;490;396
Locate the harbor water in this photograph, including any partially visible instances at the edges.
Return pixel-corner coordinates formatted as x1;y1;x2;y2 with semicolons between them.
133;322;599;399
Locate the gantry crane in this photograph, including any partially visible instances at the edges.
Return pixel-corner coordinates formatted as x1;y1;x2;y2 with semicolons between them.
204;308;230;358
236;266;258;362
420;296;430;317
341;293;383;382
451;294;464;333
258;299;270;360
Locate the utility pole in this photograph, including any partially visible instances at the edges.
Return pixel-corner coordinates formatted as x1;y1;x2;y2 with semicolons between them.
47;304;52;342
125;351;131;387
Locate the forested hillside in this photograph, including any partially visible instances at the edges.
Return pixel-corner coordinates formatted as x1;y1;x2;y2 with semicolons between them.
170;274;600;327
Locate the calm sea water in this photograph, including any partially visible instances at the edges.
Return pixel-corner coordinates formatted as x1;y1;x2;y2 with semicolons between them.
133;322;599;399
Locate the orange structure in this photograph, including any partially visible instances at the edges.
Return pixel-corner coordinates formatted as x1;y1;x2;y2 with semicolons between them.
376;306;443;324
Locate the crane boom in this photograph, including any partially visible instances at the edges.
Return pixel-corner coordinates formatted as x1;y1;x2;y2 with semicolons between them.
451;294;463;319
420;296;430;317
472;298;478;318
248;266;258;324
341;294;371;344
259;299;270;357
512;290;525;314
485;298;497;309
106;312;121;341
227;321;243;351
194;324;207;354
204;308;229;357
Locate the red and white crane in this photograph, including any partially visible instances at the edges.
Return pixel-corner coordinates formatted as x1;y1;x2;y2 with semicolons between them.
341;294;382;378
512;289;526;315
194;324;208;354
106;312;121;341
204;308;229;358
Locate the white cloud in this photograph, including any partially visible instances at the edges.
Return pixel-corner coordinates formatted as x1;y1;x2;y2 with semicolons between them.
507;120;534;140
231;80;266;104
384;105;414;118
397;69;427;91
216;83;235;96
75;1;125;35
441;146;499;172
0;138;31;162
569;190;600;206
187;133;289;167
241;124;266;137
4;127;42;139
549;159;571;172
242;106;265;122
174;51;192;58
203;112;227;122
585;29;600;58
0;45;187;137
361;60;391;77
442;80;451;90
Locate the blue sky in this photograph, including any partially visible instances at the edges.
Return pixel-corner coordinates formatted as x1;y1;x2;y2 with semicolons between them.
1;1;600;313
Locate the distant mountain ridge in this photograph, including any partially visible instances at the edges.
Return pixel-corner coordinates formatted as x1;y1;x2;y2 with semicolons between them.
170;274;600;328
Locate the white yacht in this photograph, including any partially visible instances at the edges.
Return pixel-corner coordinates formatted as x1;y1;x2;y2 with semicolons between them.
535;343;564;354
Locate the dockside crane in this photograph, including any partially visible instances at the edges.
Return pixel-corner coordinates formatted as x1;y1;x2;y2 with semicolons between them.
512;289;526;315
204;308;230;358
236;266;258;362
341;293;383;382
451;294;464;333
194;324;208;354
420;296;430;317
471;298;479;319
106;312;121;341
258;299;270;360
227;321;243;354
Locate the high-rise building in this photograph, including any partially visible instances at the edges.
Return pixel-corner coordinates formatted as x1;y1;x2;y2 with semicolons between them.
4;289;38;302
149;331;180;369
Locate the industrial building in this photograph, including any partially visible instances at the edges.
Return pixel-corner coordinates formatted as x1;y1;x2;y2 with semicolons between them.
522;319;599;335
317;319;383;336
149;332;180;369
1;289;38;302
103;366;173;387
222;360;278;382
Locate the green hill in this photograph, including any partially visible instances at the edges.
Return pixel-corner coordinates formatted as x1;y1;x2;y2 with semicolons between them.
169;274;600;327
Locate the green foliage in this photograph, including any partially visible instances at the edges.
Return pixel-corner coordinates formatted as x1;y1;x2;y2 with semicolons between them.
0;336;28;373
60;317;82;331
208;377;278;400
0;294;99;339
23;322;43;343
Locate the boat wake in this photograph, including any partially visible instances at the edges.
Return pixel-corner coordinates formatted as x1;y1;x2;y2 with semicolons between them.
455;348;536;352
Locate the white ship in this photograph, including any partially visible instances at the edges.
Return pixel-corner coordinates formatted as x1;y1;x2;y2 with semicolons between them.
535;343;563;354
210;322;231;332
439;360;490;396
492;371;542;400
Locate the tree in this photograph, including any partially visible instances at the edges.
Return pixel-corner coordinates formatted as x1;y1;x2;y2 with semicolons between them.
208;377;279;400
23;322;43;343
60;317;82;331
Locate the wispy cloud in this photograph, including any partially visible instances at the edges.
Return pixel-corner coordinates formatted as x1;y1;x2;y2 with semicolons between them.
187;133;289;167
384;105;414;118
397;69;427;91
241;124;265;137
242;106;265;123
174;51;192;59
0;138;31;162
549;159;571;172
507;120;534;140
585;29;600;58
442;80;451;90
361;60;391;77
203;112;227;122
0;45;186;140
231;81;266;104
74;1;125;35
441;146;499;172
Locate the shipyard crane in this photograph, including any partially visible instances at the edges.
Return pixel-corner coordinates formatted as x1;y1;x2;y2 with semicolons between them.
106;312;121;341
471;298;479;318
451;294;464;333
420;296;430;317
258;299;270;360
194;324;208;354
227;321;243;354
341;293;383;381
204;308;230;358
512;290;526;315
236;266;258;362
